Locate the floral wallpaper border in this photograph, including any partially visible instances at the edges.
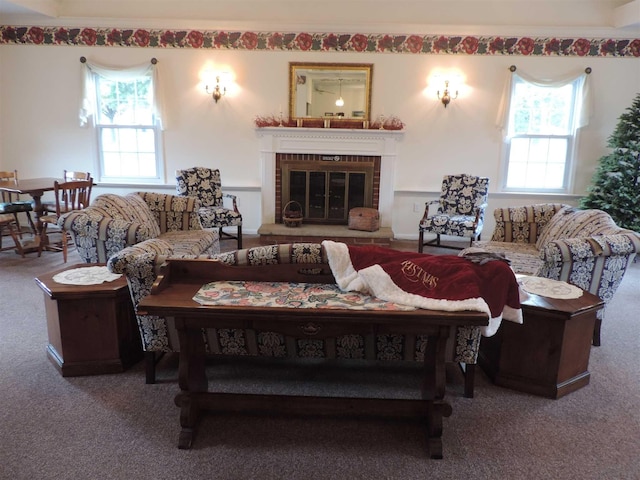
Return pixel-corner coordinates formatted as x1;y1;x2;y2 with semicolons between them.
1;25;639;57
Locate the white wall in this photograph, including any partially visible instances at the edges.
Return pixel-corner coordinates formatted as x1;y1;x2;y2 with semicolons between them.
1;41;639;239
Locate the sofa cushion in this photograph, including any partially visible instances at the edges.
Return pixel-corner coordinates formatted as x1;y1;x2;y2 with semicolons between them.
490;203;566;243
113;237;173;261
471;241;543;275
535;207;620;250
88;193;161;239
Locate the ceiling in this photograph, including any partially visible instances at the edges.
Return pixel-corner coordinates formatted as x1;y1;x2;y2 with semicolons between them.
0;0;639;34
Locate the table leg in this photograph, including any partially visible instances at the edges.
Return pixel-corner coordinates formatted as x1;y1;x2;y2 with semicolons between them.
421;328;453;459
14;193;45;254
175;324;208;449
175;394;198;449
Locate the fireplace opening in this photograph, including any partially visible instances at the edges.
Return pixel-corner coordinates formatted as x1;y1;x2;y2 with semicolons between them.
276;154;381;225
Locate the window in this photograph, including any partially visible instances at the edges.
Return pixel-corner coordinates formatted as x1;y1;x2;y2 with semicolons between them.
79;59;165;184
95;75;161;183
500;70;589;193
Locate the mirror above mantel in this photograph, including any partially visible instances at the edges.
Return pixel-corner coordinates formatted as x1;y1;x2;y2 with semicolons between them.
289;62;373;124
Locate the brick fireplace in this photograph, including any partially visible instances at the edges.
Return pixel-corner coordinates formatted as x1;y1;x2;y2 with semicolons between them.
257;127;403;229
276;153;381;224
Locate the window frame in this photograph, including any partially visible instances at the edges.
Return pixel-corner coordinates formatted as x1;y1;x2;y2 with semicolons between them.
499;72;585;194
80;59;165;185
93;72;164;185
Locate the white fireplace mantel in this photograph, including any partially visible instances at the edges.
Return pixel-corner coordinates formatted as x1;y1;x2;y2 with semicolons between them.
257;127;403;228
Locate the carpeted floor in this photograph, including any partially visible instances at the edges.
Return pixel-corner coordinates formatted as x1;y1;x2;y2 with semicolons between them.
1;236;639;480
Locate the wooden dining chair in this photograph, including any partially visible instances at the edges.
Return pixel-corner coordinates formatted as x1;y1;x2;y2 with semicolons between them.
0;170;37;257
42;170;92;214
37;179;93;262
0;211;25;256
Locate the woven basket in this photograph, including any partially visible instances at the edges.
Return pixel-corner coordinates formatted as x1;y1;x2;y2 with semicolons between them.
348;207;380;232
283;201;303;228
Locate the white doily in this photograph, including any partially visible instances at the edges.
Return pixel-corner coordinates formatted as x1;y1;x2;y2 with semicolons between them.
53;266;122;286
517;275;583;299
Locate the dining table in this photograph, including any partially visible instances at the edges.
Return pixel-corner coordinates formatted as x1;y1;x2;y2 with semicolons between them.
0;177;63;253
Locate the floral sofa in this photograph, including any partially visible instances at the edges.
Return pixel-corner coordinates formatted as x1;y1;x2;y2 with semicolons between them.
59;192;219;263
109;242;484;398
473;203;640;345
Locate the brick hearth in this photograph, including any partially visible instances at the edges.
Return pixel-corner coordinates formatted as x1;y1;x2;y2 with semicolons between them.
257;223;394;246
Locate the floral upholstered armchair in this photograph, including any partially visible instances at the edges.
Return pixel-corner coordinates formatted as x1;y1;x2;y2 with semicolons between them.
176;167;243;249
474;203;640;345
419;174;489;251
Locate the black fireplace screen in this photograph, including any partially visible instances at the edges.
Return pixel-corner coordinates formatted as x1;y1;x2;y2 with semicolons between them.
283;160;374;224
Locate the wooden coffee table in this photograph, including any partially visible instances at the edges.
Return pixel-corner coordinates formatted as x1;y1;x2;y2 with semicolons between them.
138;258;489;459
478;284;604;399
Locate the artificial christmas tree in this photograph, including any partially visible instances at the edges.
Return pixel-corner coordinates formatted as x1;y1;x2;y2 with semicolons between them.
580;93;640;231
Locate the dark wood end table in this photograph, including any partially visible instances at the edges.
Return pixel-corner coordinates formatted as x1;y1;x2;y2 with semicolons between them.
478;285;604;399
35;264;142;377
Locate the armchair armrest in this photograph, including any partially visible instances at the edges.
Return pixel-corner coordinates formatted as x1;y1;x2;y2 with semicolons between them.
108;239;175;320
538;233;639;304
58;209;89;235
473;202;488;223
542;233;640;263
59;209;156;263
420;200;441;222
59;209;154;243
222;192;240;214
108;238;174;277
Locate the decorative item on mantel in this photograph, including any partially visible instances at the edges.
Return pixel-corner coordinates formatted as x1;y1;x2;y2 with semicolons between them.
254;114;404;130
254;114;295;127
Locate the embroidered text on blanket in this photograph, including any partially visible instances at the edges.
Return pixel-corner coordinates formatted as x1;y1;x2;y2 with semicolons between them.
401;260;439;289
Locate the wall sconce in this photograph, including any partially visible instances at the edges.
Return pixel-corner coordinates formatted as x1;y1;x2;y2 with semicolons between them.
437;80;458;108
206;75;227;103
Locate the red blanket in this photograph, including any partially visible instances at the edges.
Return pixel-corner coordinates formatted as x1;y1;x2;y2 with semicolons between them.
322;240;522;336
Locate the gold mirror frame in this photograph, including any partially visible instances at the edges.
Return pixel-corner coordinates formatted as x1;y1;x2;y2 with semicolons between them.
289;62;373;123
